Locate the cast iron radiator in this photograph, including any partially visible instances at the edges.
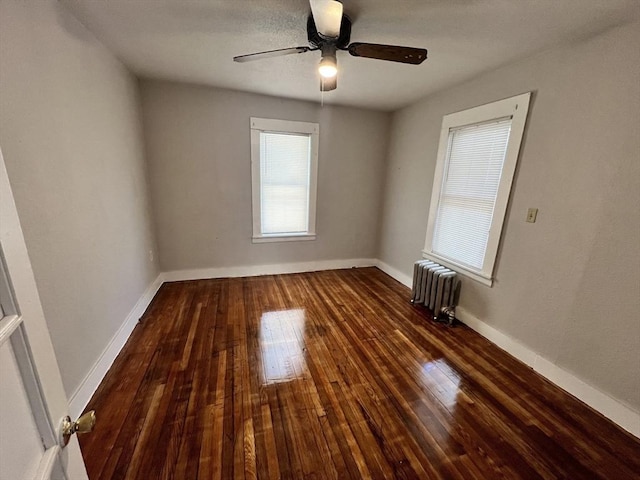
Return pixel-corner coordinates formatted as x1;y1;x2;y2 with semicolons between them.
410;260;461;324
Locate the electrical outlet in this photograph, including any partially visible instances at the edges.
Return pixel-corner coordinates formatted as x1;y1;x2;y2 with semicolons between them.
526;208;538;223
149;250;154;262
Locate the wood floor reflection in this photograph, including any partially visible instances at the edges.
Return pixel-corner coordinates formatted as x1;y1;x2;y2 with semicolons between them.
79;268;640;479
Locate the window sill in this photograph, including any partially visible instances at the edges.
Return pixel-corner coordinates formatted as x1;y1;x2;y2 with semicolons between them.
421;251;493;287
252;234;317;244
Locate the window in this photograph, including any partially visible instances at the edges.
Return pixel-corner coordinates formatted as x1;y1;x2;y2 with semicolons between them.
424;93;531;286
251;118;319;243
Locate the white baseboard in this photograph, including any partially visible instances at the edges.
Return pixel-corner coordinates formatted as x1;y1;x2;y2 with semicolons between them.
533;355;640;438
455;307;537;367
454;309;639;438
380;263;640;439
375;260;413;288
161;258;377;283
68;273;164;418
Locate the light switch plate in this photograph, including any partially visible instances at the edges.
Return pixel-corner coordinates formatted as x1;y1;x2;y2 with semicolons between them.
526;208;538;223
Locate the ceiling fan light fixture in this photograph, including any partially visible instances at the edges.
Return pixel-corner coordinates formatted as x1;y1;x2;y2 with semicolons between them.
310;0;343;38
318;55;337;78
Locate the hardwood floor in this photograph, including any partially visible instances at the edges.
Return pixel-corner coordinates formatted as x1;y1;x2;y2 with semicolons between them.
78;268;640;479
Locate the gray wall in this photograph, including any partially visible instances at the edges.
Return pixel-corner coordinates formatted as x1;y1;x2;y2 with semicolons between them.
0;2;159;396
377;21;640;412
140;80;390;271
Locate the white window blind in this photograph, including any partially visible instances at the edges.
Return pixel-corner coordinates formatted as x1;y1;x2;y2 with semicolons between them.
260;132;311;235
432;119;512;270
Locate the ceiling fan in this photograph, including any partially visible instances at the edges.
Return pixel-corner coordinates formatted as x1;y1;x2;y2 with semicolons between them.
233;0;428;92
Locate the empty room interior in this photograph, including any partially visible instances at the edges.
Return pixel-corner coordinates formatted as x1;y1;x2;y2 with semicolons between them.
1;1;639;479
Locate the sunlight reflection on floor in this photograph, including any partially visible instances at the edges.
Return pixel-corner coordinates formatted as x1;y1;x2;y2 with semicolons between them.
419;358;462;409
259;309;307;385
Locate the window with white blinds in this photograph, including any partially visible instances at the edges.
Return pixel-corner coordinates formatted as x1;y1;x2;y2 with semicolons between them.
424;93;531;286
251;118;319;242
432;119;512;269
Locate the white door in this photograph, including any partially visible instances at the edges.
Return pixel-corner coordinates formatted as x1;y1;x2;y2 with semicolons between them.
0;147;90;480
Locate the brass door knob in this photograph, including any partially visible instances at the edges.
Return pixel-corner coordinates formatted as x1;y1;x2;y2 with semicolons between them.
60;410;96;446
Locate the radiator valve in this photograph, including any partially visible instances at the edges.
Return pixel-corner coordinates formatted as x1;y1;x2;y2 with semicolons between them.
438;306;456;326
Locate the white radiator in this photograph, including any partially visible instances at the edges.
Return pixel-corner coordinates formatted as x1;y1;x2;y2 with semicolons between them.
411;260;460;324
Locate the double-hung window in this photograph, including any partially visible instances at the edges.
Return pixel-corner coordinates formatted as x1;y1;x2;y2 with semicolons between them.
424;93;531;286
250;117;319;243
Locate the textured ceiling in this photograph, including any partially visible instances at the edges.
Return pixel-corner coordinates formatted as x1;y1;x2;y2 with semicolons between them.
62;0;640;111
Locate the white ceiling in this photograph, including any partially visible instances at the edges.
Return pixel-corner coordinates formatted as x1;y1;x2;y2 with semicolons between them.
62;0;640;111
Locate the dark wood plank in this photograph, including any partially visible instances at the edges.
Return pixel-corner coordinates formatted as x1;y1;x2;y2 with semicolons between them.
79;268;640;480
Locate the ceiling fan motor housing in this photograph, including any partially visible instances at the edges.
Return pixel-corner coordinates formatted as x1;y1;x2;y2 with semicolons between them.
307;14;351;49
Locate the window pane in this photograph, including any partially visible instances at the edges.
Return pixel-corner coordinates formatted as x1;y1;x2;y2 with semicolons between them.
432;119;512;269
260;132;311;234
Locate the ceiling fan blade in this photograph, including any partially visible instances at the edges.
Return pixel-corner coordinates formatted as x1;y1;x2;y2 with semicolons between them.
320;75;337;92
233;46;311;63
348;42;427;65
309;0;343;38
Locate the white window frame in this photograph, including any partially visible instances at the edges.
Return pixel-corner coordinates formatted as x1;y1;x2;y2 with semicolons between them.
250;117;319;243
423;92;531;286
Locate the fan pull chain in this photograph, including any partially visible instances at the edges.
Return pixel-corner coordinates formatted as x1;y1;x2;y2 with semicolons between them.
320;78;325;106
